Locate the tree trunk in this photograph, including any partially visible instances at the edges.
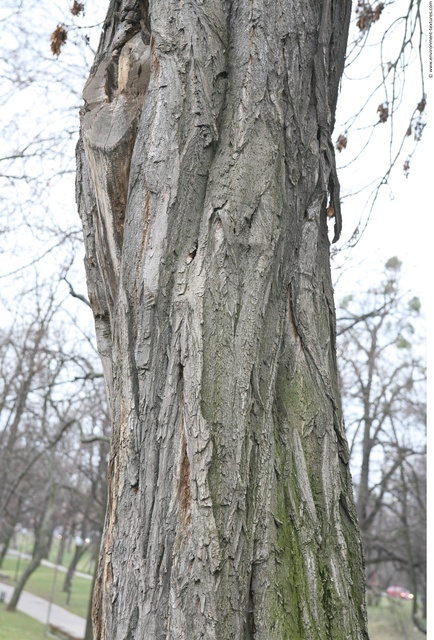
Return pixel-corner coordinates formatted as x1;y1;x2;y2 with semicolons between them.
77;0;369;637
85;531;103;640
6;476;56;612
62;539;88;593
63;510;90;593
0;498;21;569
0;526;12;569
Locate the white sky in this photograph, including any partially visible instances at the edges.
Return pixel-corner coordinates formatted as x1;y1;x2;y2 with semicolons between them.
332;0;431;307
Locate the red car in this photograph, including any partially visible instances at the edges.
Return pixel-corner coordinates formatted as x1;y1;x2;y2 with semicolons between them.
386;586;414;600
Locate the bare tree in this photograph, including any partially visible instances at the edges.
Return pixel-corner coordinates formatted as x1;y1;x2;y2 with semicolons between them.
396;457;426;631
0;0;105;289
332;0;426;254
6;451;58;612
0;291;62;528
61;402;110;595
0;277;108;562
337;258;426;630
337;258;425;531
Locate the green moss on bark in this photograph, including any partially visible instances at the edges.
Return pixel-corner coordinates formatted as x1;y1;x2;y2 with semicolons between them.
271;468;322;639
267;360;369;639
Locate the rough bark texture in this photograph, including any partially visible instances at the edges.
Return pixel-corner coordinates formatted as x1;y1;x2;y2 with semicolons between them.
77;0;369;637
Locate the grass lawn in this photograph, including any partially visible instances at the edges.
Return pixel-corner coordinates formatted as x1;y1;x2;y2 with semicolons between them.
47;539;95;576
0;557;92;619
9;534;95;576
368;597;426;639
0;606;46;640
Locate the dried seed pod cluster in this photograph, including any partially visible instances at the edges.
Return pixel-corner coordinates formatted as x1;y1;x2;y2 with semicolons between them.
50;25;67;56
336;134;348;152
356;1;385;32
377;103;389;123
71;1;85;16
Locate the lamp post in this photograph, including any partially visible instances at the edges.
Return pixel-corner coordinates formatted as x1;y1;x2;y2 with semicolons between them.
46;533;63;635
13;527;27;582
65;535;84;606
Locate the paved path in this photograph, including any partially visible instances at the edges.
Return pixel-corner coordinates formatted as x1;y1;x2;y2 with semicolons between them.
6;549;93;580
0;580;86;638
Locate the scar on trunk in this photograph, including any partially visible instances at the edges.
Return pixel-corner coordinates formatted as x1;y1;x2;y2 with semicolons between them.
178;365;191;524
81;32;151;300
179;435;192;524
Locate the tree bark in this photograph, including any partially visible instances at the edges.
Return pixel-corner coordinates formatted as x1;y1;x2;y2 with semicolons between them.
77;0;369;637
85;530;103;640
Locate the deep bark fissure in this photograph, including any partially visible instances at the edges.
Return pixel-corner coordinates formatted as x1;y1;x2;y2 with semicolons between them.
77;0;369;638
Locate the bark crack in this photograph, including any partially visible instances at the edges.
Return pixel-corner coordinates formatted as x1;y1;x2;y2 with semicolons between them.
178;364;192;525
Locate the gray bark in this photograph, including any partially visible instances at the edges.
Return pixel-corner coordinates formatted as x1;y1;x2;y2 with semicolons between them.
77;0;369;637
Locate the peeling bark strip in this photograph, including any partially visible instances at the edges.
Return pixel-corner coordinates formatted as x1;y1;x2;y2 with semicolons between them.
77;0;369;638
